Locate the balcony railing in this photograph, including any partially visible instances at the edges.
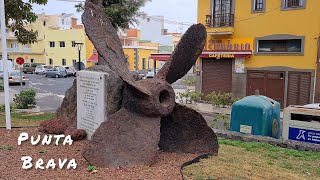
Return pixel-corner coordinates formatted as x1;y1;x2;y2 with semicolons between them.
7;48;20;52
22;48;32;53
206;14;234;28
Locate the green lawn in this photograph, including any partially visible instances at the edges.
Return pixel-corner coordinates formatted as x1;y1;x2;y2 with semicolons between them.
0;112;54;127
183;139;320;180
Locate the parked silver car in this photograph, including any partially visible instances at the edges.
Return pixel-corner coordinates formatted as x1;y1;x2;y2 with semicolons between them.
0;70;27;85
44;67;68;78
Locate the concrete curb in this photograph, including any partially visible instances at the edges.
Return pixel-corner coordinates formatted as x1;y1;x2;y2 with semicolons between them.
213;129;320;152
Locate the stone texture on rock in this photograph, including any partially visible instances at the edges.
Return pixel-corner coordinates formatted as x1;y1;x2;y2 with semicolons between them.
159;104;219;154
64;128;87;141
55;65;124;129
56;80;77;128
38;119;68;134
83;108;161;167
88;65;124;117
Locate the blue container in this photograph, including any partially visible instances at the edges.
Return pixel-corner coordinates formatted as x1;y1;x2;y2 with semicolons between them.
230;95;281;139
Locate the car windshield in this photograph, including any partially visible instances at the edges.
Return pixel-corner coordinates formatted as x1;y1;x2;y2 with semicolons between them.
10;71;23;76
23;63;30;67
36;65;42;68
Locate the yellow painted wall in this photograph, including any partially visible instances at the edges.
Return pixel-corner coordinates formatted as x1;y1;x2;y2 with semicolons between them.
198;0;320;70
85;36;96;68
123;47;159;70
123;48;135;70
45;28;86;66
0;17;47;64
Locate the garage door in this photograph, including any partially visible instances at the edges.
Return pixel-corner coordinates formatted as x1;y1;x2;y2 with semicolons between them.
202;59;232;96
247;71;285;108
287;72;311;106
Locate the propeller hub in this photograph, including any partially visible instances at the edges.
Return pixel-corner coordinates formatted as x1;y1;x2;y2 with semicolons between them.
122;79;176;117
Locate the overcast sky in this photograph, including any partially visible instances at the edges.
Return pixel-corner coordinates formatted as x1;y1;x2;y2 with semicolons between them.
32;0;198;32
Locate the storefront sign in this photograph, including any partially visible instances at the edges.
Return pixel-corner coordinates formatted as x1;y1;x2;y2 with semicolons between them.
209;54;235;58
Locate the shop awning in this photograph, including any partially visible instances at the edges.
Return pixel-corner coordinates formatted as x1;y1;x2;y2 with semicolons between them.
200;50;252;59
150;50;252;61
149;53;171;61
87;50;98;62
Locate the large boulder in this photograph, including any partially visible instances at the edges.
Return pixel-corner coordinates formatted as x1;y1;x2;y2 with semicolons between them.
64;128;87;141
38;119;68;134
55;65;124;128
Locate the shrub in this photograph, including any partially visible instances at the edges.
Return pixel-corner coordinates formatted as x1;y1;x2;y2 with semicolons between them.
183;75;196;87
0;104;16;113
13;89;37;109
177;90;203;104
206;91;240;108
0;79;4;92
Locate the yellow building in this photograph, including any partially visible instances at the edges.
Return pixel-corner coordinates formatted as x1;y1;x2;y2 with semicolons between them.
86;28;160;71
0;14;86;68
45;28;85;67
0;17;47;67
197;0;320;107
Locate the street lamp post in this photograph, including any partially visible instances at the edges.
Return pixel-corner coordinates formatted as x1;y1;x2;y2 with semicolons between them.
75;42;84;71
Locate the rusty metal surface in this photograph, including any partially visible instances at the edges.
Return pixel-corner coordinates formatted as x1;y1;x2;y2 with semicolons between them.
82;0;150;96
80;0;219;167
156;24;206;84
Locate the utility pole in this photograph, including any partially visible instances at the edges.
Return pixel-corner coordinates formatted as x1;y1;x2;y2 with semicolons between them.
0;0;11;129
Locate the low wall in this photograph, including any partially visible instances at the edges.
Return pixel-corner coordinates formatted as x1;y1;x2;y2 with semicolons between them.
213;129;320;152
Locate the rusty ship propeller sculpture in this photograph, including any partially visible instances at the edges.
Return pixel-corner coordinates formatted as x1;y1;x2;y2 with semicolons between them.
80;0;219;167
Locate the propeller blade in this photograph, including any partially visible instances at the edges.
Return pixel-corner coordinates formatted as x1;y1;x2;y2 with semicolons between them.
159;103;219;154
83;108;161;167
82;0;150;95
156;24;206;84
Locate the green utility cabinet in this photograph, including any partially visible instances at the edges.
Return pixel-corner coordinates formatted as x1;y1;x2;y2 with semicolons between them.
230;95;281;139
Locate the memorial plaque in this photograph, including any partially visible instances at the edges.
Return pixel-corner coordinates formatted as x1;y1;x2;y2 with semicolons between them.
77;71;108;140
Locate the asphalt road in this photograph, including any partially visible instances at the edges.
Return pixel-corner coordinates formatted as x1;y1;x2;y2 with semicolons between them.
7;73;187;112
10;73;76;112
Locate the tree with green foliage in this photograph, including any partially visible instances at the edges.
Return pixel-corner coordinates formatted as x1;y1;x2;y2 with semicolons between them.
75;0;150;30
4;0;48;44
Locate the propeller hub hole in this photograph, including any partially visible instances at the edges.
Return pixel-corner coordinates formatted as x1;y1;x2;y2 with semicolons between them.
159;90;170;106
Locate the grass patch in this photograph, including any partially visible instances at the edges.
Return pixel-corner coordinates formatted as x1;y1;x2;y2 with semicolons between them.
0;145;14;150
183;139;320;180
0;112;54;127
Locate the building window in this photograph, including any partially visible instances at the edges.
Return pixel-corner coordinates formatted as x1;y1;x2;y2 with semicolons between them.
62;19;65;25
30;59;34;63
142;58;146;69
10;42;19;48
49;59;53;65
72;41;76;47
256;36;304;54
252;0;265;12
60;41;65;47
282;0;306;10
62;59;66;66
49;41;55;47
43;21;46;26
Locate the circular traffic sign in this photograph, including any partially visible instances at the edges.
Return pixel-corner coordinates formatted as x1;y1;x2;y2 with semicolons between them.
16;57;25;65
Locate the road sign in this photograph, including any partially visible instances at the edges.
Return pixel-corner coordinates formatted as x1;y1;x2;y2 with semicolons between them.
16;57;25;65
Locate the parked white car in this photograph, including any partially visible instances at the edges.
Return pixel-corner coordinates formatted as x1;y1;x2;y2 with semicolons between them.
63;66;77;77
35;65;52;75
